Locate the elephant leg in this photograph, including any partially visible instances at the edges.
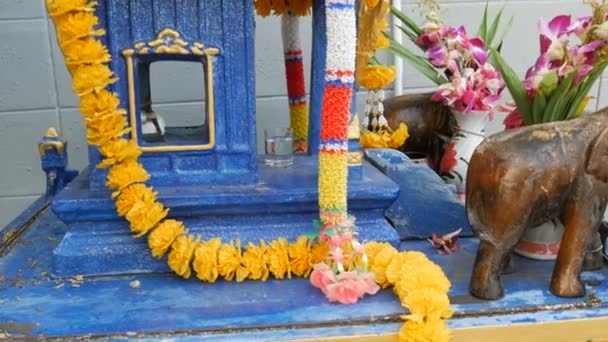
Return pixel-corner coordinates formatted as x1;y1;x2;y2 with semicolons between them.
470;223;525;300
551;201;601;297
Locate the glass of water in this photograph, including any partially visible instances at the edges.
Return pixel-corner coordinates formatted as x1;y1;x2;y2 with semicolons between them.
264;127;294;167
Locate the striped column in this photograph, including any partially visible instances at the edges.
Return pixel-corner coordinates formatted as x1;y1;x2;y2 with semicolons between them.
281;13;309;154
318;0;356;223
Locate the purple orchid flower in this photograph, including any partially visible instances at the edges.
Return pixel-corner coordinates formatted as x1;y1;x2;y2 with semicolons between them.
523;53;555;92
468;37;488;65
539;15;572;61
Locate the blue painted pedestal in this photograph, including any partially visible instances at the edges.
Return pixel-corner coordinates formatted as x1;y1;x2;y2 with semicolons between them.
51;155;400;277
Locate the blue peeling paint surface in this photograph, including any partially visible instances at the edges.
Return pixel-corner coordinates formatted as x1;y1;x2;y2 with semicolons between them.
1;206;607;340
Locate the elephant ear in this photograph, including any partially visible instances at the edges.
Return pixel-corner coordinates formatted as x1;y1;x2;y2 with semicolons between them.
586;127;608;182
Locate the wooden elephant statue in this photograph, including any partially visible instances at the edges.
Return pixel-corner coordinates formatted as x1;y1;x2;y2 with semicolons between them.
467;109;608;300
383;93;453;172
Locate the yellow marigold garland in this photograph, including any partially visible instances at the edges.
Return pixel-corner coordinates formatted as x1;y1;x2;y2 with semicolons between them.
47;1;452;340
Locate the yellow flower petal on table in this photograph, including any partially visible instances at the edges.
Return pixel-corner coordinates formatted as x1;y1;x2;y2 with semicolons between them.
360;131;388;149
148;219;187;258
254;0;272;16
288;236;312;277
368;243;398;288
85;111;129;146
358;65;396;90
72;64;117;96
193;238;222;283
389;123;410;149
115;183;156;216
395;260;451;299
64;38;111;73
310;240;329;266
218;240;243;282
97;139;142;169
55;11;105;46
46;0;97;22
385;251;429;285
238;241;269;282
266;238;291;279
400;287;453;321
398;319;450;342
126;199;169;237
168;234;200;279
80;90;122;118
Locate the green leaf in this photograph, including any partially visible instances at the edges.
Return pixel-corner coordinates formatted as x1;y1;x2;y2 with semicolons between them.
532;91;547;123
565;61;608;119
538;71;558;97
486;6;505;47
390;5;421;36
477;2;489;42
396;25;420;45
388;37;448;85
494;15;514;50
490;49;533;124
544;71;576;122
304;231;319;239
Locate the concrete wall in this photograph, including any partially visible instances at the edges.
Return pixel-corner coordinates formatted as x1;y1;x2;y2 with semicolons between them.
0;0;603;227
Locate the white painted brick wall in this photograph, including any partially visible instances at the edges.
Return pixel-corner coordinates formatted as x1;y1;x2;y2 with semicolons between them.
0;0;601;227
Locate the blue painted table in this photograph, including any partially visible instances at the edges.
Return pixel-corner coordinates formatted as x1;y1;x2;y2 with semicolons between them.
1;197;607;341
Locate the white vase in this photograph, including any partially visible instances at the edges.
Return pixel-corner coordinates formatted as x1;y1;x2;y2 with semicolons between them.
514;220;565;260
440;111;490;193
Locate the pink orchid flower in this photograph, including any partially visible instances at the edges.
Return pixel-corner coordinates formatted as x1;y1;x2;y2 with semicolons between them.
356;271;381;296
523;54;554;92
538;15;571;61
567;16;593;40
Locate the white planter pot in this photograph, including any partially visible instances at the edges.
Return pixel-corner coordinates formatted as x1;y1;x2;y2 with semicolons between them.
514;220;565;260
440;111;490;193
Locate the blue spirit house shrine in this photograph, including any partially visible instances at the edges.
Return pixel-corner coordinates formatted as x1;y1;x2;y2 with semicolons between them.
50;0;403;277
4;2;608;340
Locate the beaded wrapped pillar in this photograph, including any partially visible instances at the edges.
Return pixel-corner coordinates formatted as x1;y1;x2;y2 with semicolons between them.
318;0;356;224
282;13;309;154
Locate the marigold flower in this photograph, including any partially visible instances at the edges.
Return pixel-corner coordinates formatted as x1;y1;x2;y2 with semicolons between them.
192;238;222;283
168;235;200;279
80;90;122;118
55;11;105;46
395;261;451;298
368;244;398;288
114;183;156;216
365;0;381;8
398;319;450;342
254;0;272;16
237;241;269;282
126;200;169;237
288;236;312;277
218;240;243;282
375;34;390;50
364;241;392;261
385;251;429;285
46;0;97;22
289;0;312;16
148;219;187;258
358;65;396;90
72;64;117;95
401;287;453;322
107;161;150;196
266;238;291;279
85;111;130;146
310;241;329;265
64;38;111;73
97;139;142;169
